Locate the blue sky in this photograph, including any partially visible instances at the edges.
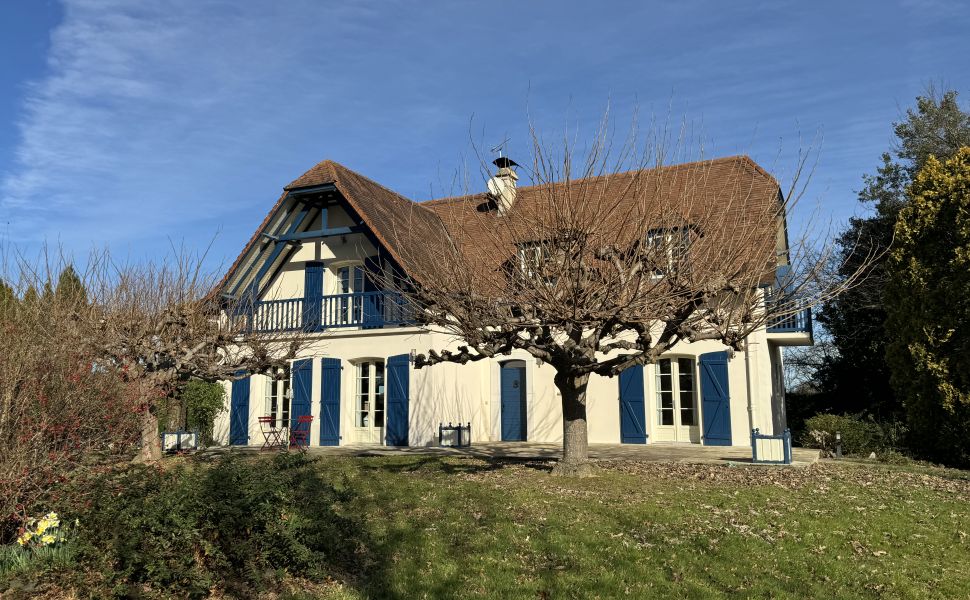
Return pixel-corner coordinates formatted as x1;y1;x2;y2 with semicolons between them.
1;0;968;271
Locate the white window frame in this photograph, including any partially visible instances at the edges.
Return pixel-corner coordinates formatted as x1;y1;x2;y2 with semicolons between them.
354;360;385;430
646;227;691;278
264;369;291;429
655;357;698;428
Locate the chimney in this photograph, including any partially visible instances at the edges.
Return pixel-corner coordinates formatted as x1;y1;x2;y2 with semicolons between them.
487;157;519;215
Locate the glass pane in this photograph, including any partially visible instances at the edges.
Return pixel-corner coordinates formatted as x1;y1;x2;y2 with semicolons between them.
357;362;370;427
375;362;385;427
281;379;290;427
660;408;674;426
340;267;350;293
681;408;695;426
678;358;694;391
265;379;274;417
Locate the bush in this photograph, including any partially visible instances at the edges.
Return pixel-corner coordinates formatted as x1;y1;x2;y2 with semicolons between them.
0;265;142;543
157;380;226;445
52;453;361;598
800;413;888;456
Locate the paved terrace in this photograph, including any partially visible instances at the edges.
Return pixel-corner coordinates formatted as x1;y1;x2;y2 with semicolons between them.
304;442;820;467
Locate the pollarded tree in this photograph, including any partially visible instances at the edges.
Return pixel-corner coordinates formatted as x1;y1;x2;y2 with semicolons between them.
84;249;307;463
381;121;863;475
885;147;970;466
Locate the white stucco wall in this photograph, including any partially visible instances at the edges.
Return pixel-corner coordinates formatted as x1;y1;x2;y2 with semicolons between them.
215;322;784;449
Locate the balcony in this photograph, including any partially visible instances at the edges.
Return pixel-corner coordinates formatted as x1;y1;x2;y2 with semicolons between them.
767;306;812;333
766;303;813;346
244;291;415;334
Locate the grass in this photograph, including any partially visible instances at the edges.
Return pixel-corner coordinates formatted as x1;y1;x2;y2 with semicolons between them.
6;454;969;599
304;455;970;600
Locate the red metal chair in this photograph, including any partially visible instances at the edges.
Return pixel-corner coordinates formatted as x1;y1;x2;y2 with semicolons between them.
258;416;285;451
289;415;313;451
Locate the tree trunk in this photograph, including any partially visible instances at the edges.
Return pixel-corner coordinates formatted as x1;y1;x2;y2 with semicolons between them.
134;402;162;464
551;371;596;477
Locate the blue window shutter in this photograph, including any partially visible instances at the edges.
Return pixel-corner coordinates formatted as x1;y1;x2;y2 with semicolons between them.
320;358;341;446
303;262;324;330
700;351;732;446
229;375;251;446
362;258;382;328
619;365;647;444
291;359;313;445
386;354;410;446
500;363;527;441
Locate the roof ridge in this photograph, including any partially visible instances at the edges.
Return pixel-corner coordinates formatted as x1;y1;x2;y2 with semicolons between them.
420;155;755;205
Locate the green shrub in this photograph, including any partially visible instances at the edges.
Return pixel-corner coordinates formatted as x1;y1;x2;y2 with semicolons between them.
800;413;887;456
878;449;912;465
55;453;360;598
183;380;226;445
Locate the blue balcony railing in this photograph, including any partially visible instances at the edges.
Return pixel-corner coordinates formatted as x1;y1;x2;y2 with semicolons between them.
766;305;812;334
244;291;414;333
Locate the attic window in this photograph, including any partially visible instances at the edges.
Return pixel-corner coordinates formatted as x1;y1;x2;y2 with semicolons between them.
645;227;691;278
517;242;552;282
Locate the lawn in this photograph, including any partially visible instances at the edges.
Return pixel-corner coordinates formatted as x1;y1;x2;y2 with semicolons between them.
305;455;969;600
4;453;969;599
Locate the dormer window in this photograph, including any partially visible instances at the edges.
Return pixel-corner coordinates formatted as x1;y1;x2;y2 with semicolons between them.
645;227;691;278
516;241;559;286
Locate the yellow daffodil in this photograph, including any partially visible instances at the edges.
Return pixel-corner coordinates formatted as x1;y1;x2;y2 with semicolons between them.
40;534;56;545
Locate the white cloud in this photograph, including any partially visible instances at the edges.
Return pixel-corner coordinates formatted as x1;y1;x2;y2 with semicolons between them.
0;0;397;255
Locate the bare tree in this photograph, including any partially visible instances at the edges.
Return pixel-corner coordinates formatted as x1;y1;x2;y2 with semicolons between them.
380;116;870;475
84;247;306;463
0;249;142;530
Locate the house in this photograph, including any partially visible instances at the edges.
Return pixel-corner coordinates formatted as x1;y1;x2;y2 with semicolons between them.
211;155;812;449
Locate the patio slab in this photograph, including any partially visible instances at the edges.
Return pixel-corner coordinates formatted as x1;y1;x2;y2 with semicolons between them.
306;441;820;467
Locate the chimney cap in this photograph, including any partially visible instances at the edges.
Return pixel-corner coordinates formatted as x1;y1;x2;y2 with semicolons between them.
492;157;519;169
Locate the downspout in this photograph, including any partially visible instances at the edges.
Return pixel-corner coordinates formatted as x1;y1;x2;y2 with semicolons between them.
744;338;756;436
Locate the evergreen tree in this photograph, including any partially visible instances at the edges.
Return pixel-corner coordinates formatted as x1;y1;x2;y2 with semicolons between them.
22;285;39;306
885;148;970;466
816;89;970;420
0;279;16;318
55;265;88;305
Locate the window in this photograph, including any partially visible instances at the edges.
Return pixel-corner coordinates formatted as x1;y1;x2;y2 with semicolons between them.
656;358;696;427
264;370;291;428
338;265;365;324
645;227;691;278
516;241;565;286
517;242;549;279
355;360;385;429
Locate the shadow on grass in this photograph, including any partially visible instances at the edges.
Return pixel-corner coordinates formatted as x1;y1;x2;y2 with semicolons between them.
353;454;555;476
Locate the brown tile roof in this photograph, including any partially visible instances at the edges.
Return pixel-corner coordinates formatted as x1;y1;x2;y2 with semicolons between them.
217;160;453;296
421;156;784;289
217;155;783;298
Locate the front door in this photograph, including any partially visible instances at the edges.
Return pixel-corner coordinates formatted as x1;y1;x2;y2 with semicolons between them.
500;361;527;441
